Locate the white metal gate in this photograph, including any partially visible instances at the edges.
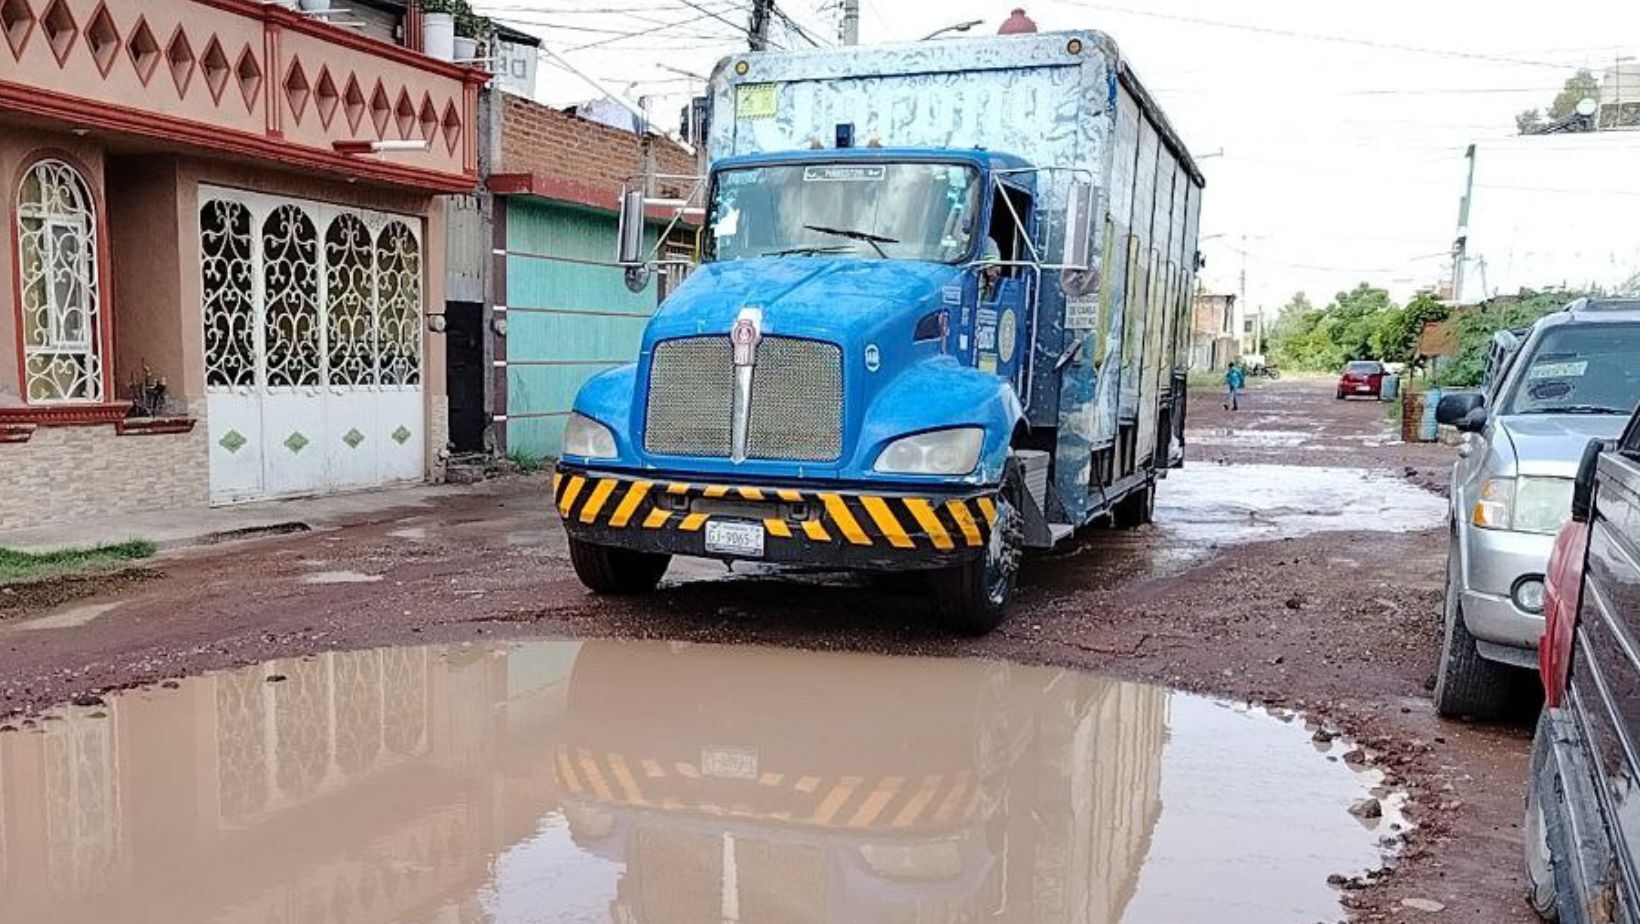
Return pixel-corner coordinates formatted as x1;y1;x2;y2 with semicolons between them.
200;187;424;504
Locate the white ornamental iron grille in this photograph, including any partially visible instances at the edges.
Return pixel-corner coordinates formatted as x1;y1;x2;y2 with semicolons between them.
199;190;422;396
16;159;104;403
211;647;431;823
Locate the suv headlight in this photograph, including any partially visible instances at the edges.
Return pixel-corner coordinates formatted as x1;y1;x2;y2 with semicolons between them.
874;427;983;476
563;413;617;459
1472;476;1574;534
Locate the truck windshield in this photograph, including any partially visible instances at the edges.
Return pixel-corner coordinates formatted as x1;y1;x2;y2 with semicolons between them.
706;162;982;264
1501;323;1640;417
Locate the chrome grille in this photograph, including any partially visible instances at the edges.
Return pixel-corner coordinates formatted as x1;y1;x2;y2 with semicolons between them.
644;337;733;457
746;338;842;461
643;335;843;461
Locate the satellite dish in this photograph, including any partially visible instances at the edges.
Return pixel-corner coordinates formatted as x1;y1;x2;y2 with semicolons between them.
1576;97;1598;117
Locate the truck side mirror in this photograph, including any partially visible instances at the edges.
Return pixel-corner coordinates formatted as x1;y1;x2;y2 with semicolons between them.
1571;438;1612;523
1436;391;1486;432
617;189;645;267
1063;182;1097;271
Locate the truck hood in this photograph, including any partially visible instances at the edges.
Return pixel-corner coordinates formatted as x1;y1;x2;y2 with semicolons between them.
1498;414;1628;478
645;257;963;344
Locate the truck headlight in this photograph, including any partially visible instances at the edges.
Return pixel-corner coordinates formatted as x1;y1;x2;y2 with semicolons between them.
1472;476;1574;534
874;427;983;475
563;413;617;459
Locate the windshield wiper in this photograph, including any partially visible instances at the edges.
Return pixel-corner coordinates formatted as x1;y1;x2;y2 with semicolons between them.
803;224;897;258
762;244;854;257
1519;404;1631;415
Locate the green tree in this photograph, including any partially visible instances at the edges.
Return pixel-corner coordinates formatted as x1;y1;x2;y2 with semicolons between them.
1372;294;1449;365
1515;69;1600;133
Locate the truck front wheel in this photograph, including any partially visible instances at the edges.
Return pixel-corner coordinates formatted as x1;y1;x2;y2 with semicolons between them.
932;478;1024;635
568;538;671;595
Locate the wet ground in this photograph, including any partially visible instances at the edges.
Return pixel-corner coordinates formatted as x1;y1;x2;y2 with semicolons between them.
0;639;1404;924
0;377;1534;923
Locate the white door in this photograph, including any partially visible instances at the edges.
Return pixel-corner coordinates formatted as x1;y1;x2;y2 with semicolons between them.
201;189;425;503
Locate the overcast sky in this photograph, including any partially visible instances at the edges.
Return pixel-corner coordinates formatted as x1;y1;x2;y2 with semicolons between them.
482;0;1640;312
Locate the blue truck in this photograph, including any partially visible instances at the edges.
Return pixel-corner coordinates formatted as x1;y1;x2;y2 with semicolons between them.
552;26;1205;632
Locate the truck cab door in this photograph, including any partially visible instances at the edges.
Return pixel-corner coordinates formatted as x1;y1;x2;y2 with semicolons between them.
978;182;1035;392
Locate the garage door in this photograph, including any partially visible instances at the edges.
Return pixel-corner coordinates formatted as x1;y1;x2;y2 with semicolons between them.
200;188;424;504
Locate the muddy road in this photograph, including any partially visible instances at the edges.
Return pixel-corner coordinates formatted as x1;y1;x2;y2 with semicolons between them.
0;377;1534;923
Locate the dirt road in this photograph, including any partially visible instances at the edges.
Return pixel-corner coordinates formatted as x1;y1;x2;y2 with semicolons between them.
0;376;1533;923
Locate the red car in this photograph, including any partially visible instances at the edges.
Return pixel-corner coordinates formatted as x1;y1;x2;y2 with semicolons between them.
1335;360;1385;399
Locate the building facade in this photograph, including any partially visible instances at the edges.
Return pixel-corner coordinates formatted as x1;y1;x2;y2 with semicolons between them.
482;94;698;460
1187;291;1237;371
0;0;485;528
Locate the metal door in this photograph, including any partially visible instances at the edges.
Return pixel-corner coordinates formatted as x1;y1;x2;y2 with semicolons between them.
201;188;424;503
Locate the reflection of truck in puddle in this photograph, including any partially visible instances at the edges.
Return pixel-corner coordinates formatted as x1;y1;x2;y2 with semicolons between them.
556;643;1168;923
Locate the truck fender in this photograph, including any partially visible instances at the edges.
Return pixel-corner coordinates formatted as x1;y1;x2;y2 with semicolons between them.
856;357;1024;486
569;362;641;459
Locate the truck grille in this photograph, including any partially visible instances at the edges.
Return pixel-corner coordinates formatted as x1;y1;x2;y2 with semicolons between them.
644;335;843;462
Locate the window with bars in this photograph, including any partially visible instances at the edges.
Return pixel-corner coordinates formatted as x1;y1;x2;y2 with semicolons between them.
15;159;103;403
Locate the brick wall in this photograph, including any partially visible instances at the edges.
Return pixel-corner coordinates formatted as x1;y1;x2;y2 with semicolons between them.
0;407;210;531
498;95;698;201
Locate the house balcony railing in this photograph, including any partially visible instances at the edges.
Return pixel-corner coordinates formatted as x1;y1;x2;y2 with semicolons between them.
0;0;486;191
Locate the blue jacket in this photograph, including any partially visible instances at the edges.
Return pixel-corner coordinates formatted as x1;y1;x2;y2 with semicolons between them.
1226;367;1246;389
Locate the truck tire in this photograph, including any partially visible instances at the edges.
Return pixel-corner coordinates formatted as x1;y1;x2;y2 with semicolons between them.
1523;709;1561;921
1111;482;1155;529
568;538;671;595
1434;550;1515;720
932;473;1024;635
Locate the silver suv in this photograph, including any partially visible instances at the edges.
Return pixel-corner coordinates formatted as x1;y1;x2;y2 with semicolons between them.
1435;298;1640;719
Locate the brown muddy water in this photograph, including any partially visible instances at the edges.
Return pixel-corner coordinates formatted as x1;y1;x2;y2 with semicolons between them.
0;640;1403;924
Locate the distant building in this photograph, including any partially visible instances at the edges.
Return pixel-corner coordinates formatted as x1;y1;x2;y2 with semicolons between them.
1189;292;1238;371
1598;60;1640;131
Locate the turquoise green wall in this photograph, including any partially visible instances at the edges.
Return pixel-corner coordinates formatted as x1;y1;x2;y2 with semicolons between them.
504;200;661;458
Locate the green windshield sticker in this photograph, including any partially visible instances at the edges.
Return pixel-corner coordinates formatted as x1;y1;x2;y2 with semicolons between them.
736;84;778;120
1528;360;1588;379
802;165;886;182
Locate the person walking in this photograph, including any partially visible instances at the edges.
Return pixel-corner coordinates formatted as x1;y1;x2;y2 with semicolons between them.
1224;361;1246;411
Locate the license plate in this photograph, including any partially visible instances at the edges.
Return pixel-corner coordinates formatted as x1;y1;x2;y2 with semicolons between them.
701;746;759;780
1356;385;1371;392
704;519;765;557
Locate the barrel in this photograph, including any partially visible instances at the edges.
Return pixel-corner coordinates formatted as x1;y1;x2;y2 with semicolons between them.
1420;387;1443;442
1380;374;1401;401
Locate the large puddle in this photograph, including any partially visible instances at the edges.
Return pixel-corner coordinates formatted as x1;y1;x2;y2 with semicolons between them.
1156;463;1448;544
0;640;1401;924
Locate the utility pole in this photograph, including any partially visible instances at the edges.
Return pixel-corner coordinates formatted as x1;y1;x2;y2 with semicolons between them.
748;0;773;51
1238;233;1249;355
840;0;860;45
1452;143;1476;301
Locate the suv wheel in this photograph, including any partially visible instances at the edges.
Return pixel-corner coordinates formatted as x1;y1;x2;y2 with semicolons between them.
1434;546;1516;720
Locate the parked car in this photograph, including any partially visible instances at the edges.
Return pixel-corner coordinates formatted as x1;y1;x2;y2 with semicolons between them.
1336;360;1385;399
1522;420;1640;922
1434;298;1640;719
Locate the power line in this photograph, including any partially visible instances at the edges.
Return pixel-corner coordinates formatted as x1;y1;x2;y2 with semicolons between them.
1057;2;1590;70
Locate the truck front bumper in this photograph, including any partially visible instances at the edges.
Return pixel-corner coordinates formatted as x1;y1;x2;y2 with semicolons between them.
552;465;998;571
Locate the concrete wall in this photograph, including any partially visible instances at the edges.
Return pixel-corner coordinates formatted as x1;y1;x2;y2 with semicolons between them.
107;157;188;401
0;411;210;530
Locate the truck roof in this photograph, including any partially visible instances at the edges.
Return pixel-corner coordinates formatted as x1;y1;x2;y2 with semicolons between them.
711;29;1204;188
713;147;1038;176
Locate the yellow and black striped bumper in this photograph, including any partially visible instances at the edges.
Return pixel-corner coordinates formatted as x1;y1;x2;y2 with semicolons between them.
552;466;997;569
555;745;983;832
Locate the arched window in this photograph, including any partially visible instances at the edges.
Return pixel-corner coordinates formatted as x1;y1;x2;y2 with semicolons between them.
15;159;103;403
